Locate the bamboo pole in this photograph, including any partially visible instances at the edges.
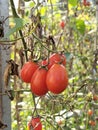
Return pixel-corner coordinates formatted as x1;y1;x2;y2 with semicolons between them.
0;0;11;130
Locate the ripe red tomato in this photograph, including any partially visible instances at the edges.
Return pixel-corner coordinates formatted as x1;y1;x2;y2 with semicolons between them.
93;95;98;101
46;64;68;94
48;53;66;69
27;121;31;130
31;117;42;130
60;21;65;29
89;120;96;126
40;53;66;69
28;117;42;130
83;0;90;6
87;109;93;116
31;67;48;96
57;120;63;125
20;61;38;83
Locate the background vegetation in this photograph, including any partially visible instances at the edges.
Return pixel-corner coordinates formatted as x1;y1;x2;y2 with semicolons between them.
1;0;98;130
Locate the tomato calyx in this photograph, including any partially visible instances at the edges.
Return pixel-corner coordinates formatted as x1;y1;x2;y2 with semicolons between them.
56;56;65;65
39;63;49;71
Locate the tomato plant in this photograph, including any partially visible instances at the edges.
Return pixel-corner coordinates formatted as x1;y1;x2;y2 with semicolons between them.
46;64;68;94
9;0;98;130
31;67;48;96
20;61;38;83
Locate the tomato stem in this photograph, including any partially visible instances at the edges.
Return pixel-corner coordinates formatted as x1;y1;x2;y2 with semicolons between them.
32;94;39;116
32;32;65;53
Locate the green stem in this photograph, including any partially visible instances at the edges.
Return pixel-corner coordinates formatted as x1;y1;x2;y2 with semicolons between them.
10;0;28;61
32;94;38;116
10;0;19;17
32;32;57;53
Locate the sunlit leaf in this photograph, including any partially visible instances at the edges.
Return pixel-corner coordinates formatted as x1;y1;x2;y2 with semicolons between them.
29;1;35;7
76;19;86;35
40;7;47;16
68;0;77;6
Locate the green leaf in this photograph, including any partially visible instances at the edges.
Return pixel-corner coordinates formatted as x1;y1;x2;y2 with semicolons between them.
29;1;35;7
40;7;47;16
6;18;27;37
76;19;85;35
64;52;73;61
68;0;77;6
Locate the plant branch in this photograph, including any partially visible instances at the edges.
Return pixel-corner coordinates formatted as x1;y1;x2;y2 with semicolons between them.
10;0;28;61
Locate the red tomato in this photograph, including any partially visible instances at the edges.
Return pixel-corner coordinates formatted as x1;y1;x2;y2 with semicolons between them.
48;53;66;69
46;64;68;94
28;117;42;130
31;117;42;130
40;59;48;68
27;121;31;130
40;53;66;69
83;0;86;4
87;109;93;116
60;21;65;29
31;67;48;96
93;95;98;101
57;120;63;125
20;61;38;83
89;120;96;126
83;0;90;6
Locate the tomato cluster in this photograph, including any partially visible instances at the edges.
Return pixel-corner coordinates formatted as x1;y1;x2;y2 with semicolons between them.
20;53;68;96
